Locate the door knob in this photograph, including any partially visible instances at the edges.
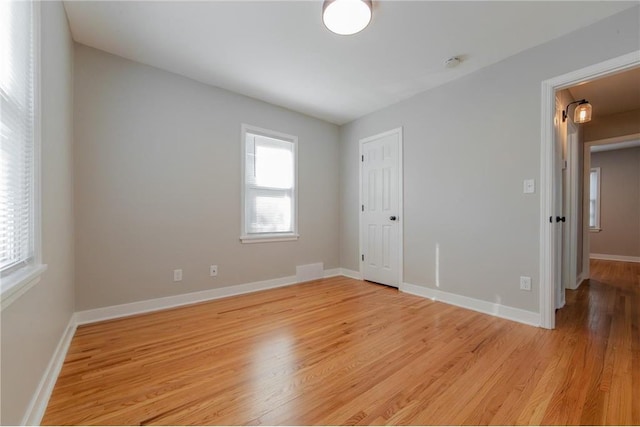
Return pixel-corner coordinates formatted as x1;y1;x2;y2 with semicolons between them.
389;216;397;221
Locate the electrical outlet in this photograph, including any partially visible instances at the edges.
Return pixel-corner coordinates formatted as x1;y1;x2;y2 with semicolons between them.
210;265;218;277
520;276;531;291
173;269;182;282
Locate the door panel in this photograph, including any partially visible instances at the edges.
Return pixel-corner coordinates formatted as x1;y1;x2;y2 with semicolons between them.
361;130;401;287
367;224;377;268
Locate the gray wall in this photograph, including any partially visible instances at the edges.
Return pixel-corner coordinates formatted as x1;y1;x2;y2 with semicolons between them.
339;7;640;312
590;147;640;257
584;109;640;142
74;45;340;310
0;2;75;424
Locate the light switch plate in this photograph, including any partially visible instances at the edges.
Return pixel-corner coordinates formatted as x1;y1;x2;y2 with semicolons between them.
523;179;535;194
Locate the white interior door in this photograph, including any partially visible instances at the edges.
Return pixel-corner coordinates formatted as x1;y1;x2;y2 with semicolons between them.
554;97;565;309
564;121;580;291
360;129;402;287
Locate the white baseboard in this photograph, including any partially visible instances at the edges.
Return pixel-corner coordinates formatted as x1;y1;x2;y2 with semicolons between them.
400;282;540;327
590;253;640;263
21;315;77;426
75;275;302;325
324;268;341;278
74;269;348;325
339;268;362;280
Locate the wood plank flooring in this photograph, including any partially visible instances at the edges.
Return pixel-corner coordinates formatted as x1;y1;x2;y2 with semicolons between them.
43;260;639;425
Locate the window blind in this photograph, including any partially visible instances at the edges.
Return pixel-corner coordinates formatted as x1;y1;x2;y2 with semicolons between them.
1;0;36;274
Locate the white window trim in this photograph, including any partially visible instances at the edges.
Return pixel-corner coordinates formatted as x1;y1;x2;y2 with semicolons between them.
240;234;300;244
240;124;299;243
1;2;47;311
589;167;601;231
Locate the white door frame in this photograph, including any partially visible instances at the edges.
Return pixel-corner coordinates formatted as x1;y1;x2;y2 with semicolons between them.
359;127;404;286
539;51;640;329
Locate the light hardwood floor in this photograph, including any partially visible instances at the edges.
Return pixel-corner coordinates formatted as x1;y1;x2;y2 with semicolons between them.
43;260;639;425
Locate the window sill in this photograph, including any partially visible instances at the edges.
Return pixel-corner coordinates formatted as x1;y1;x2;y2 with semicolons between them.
240;234;299;244
590;228;602;233
1;264;48;311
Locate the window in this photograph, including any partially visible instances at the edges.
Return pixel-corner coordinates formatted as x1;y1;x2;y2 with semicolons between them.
241;124;298;243
1;0;45;307
589;167;601;230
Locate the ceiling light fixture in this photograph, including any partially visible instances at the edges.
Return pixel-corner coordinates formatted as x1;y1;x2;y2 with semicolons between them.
322;0;372;36
562;99;592;124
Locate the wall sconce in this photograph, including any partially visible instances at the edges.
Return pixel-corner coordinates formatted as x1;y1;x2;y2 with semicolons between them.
323;0;372;35
562;99;592;124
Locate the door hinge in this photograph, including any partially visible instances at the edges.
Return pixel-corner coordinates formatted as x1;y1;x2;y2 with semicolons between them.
361;155;364;162
361;254;364;261
361;205;364;212
550;216;553;223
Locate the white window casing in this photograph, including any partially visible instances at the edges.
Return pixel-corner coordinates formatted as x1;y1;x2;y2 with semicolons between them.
240;124;298;243
1;1;47;310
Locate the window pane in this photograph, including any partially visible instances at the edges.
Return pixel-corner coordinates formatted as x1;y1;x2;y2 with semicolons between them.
246;134;293;190
255;144;293;189
243;128;296;238
248;192;292;233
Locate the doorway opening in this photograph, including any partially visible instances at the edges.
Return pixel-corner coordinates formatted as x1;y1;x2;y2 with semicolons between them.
540;52;640;329
585;133;640;262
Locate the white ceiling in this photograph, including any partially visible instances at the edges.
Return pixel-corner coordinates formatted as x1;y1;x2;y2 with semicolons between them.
569;67;640;118
63;1;637;125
